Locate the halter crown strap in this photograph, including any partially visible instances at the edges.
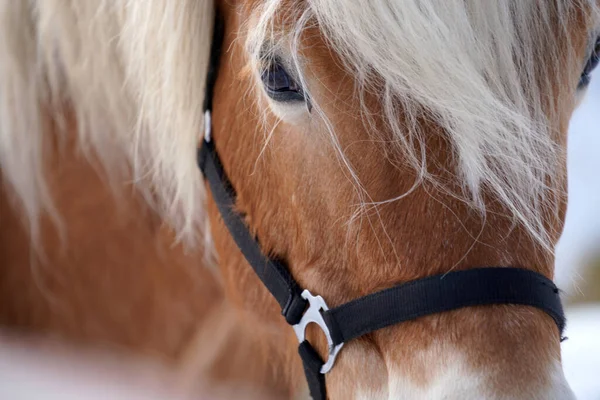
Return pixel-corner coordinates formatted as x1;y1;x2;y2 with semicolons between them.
198;139;308;324
198;8;565;400
198;9;307;325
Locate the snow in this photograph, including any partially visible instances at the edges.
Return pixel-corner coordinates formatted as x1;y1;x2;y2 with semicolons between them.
557;71;600;400
556;73;600;290
562;305;600;400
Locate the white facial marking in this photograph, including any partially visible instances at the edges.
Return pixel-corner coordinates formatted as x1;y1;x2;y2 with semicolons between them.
355;348;575;400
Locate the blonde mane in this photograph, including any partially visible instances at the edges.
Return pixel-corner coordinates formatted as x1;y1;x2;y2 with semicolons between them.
0;0;598;250
248;0;600;250
0;1;214;245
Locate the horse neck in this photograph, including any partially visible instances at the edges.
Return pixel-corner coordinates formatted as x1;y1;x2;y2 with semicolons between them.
0;110;290;397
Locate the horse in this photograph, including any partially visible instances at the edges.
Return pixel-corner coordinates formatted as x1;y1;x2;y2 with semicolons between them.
0;0;599;399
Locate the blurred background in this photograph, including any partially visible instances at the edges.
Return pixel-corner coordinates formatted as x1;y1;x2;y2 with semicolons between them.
557;70;600;400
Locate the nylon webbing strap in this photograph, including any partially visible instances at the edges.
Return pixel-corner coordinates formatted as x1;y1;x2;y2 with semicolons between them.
198;8;306;325
202;8;225;114
198;139;307;324
323;267;565;346
298;341;327;400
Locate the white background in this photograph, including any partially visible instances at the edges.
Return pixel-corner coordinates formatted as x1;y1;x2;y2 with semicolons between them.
558;71;600;400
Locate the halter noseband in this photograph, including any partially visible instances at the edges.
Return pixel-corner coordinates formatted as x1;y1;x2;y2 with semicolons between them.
197;10;565;400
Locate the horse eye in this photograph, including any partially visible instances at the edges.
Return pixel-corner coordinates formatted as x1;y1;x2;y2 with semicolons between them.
260;60;306;102
579;36;599;88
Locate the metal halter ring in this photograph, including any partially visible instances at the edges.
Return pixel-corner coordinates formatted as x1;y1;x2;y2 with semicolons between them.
292;290;345;374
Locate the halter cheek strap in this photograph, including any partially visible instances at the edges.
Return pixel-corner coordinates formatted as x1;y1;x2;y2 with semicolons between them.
198;9;565;400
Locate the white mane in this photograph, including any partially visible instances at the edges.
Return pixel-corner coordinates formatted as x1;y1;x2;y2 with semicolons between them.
0;1;597;249
249;0;600;250
0;1;213;244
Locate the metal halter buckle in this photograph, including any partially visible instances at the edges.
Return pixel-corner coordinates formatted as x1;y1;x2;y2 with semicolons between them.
204;110;212;142
292;290;344;374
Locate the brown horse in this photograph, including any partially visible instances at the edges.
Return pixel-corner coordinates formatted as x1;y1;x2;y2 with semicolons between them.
0;1;599;398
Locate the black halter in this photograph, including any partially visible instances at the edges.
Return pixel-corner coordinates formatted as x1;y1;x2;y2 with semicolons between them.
197;11;565;400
